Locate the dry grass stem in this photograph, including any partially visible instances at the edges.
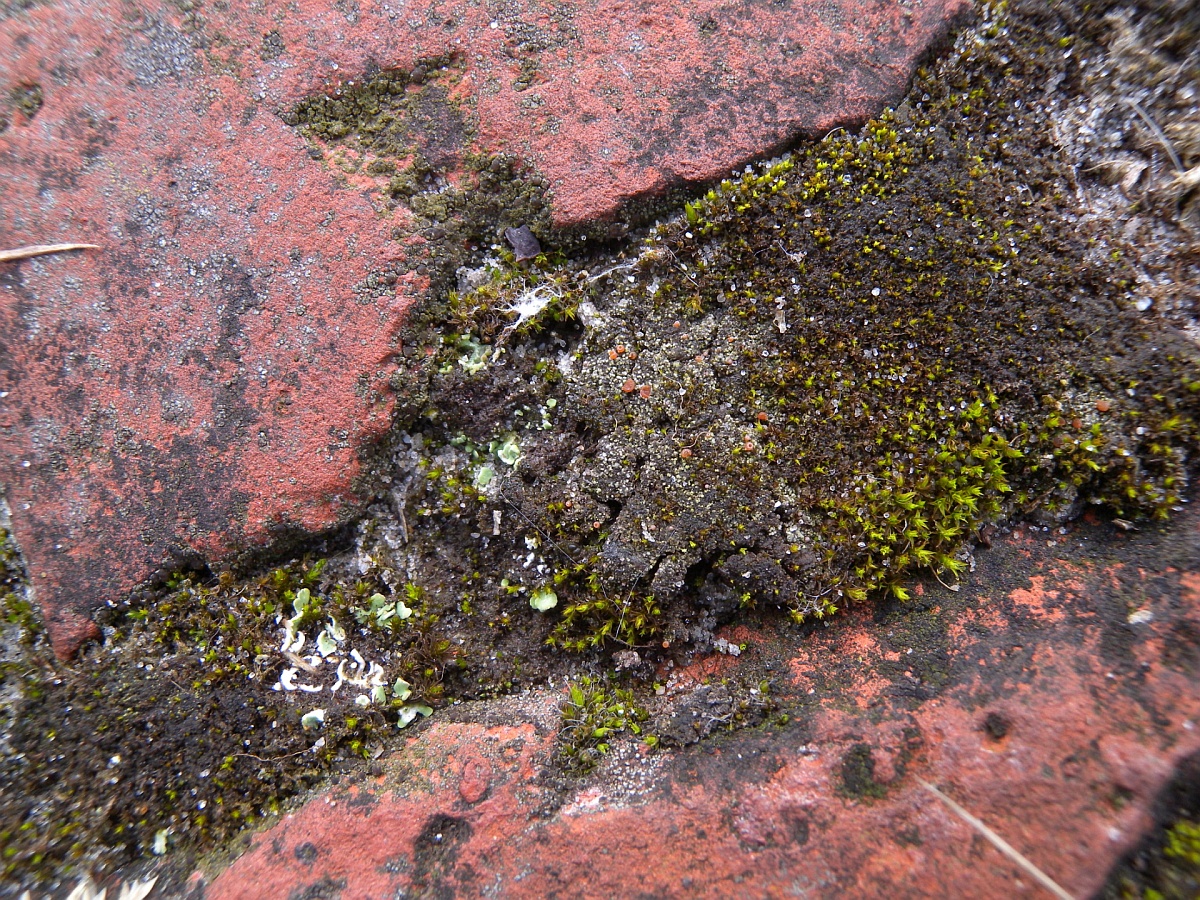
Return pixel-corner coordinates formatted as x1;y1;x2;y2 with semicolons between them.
921;779;1076;900
0;243;101;263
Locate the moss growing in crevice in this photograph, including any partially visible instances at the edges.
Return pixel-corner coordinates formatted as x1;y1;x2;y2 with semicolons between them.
608;5;1199;620
557;675;651;774
1104;749;1200;899
3;0;1199;892
410;0;1199;636
0;526;26;608
0;550;477;886
282;58;564;303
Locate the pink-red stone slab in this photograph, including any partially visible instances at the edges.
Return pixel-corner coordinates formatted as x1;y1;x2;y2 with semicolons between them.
0;0;967;656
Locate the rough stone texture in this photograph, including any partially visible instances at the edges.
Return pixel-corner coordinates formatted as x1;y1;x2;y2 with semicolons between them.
203;507;1200;899
0;0;967;657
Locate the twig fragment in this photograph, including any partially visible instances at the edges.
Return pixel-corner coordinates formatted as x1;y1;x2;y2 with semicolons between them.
920;779;1075;900
0;243;101;263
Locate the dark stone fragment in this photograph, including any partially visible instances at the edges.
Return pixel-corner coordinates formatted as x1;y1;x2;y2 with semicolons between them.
504;224;541;261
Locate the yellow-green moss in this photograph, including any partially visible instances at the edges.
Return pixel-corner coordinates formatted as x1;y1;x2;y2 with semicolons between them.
557;675;652;773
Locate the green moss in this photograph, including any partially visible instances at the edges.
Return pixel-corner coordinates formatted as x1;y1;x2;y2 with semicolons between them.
1165;820;1200;867
838;743;888;800
1;592;39;645
545;559;663;652
557;675;652;773
0;553;462;886
1106;809;1200;899
560;0;1200;623
1117;820;1200;899
0;527;28;607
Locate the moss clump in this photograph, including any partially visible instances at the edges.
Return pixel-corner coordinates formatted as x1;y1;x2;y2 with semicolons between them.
546;560;663;652
464;0;1200;630
288;55;465;159
1164;820;1200;868
146;559;456;724
0;555;459;887
557;675;652;773
1117;820;1200;899
0;527;26;607
1;523;37;708
639;41;1195;618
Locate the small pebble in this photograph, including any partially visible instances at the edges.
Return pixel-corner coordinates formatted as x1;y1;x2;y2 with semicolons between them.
504;225;541;262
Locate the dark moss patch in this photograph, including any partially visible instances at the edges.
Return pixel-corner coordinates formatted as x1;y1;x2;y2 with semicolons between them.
839;743;887;800
288;876;347;900
837;730;921;802
0;527;26;606
290;61;470;171
283;60;563;304
1;80;44;132
294;841;319;865
0;555;485;889
411;813;472;887
0;560;391;888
